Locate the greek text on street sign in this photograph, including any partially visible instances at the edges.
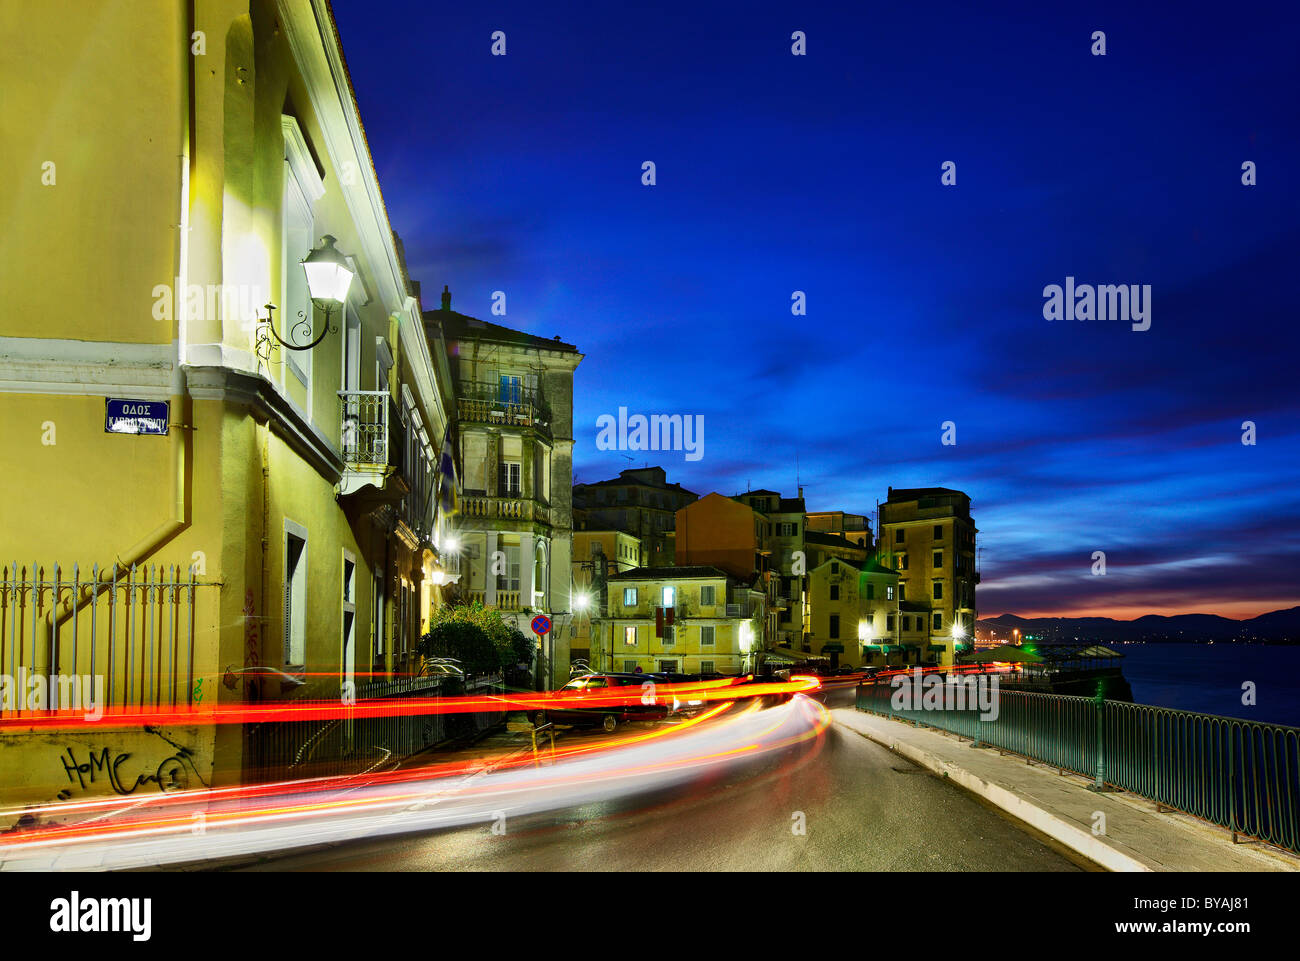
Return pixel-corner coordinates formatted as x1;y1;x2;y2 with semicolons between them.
105;398;170;435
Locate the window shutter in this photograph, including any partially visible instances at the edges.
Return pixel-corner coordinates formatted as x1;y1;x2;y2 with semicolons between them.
655;607;664;638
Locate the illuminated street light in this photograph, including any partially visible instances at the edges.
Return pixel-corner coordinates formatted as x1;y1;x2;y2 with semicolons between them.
258;234;354;355
573;590;592;613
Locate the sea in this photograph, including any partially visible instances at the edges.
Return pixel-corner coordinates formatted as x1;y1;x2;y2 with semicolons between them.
1111;642;1300;728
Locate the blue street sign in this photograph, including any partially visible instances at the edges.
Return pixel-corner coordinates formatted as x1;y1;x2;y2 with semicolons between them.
105;398;170;436
531;614;552;636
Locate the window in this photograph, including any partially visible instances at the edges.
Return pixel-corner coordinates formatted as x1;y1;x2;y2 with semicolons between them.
902;616;910;631
866;583;875;600
780;522;794;537
700;625;715;647
933;612;943;630
933;551;943;567
658;660;678;673
933;525;943;539
887;615;895;631
623;660;638;673
899;554;909;571
830;584;840;601
895;529;905;544
342;552;356;690
624;626;637;646
829;615;840;639
284;523;308;666
623;587;638;606
281;117;322;396
831;562;839;574
662;586;675;607
399;580;412;656
700;660;715;674
933;581;943;600
499;461;521;496
372;562;386;659
886;585;895;601
497;545;521;592
498;374;522;406
700;585;716;606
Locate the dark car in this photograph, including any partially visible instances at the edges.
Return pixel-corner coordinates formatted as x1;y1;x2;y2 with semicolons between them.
533;673;670;733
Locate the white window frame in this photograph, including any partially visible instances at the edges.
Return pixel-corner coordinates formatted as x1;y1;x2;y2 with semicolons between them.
623;626;637;647
342;550;356;694
623;587;638;606
280;117;323;406
700;625;715;647
284;519;309;667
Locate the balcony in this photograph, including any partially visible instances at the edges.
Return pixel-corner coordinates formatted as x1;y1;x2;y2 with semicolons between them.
338;391;433;543
339;391;401;496
460;495;549;525
457;381;553;440
467;590;525;611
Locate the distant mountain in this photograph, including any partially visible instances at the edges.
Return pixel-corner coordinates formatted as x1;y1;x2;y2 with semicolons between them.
976;607;1300;643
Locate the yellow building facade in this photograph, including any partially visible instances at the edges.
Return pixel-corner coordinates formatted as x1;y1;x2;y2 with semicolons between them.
605;567;764;676
0;0;456;806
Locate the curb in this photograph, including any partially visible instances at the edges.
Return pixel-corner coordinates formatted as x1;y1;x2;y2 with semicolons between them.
838;714;1152;872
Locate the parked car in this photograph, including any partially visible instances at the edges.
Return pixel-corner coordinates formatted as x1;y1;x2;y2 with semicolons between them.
569;658;596;679
420;656;465;679
534;673;670;733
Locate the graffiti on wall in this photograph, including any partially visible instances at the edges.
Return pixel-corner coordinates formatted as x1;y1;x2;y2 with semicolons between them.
55;729;208;799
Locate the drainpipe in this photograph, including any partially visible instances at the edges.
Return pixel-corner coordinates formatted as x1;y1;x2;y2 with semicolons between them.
110;0;196;575
62;1;194;610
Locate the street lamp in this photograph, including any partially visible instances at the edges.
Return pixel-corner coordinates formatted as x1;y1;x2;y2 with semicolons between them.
259;234;354;354
953;620;966;657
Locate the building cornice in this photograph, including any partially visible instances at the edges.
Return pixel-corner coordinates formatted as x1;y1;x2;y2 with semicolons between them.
183;365;344;481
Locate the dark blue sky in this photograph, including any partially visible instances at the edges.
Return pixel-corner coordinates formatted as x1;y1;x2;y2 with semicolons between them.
333;0;1300;618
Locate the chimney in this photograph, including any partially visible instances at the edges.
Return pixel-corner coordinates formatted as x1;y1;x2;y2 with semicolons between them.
440;285;451;311
798;485;803;499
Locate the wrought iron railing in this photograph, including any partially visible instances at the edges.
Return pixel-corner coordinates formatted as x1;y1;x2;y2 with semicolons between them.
249;674;506;783
456;380;552;435
856;677;1300;854
0;562;216;714
338;390;391;467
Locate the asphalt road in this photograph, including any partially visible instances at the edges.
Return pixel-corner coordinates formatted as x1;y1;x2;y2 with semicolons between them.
236;689;1086;872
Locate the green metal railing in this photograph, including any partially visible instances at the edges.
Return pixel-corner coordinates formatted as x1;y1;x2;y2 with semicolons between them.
856;678;1300;854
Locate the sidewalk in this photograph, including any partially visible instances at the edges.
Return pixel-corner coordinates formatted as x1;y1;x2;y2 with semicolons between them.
833;707;1299;872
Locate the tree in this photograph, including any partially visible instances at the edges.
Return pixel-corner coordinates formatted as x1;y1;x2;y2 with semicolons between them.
418;603;520;676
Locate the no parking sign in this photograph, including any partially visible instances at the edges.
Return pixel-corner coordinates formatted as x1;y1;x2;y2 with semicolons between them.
531;614;551;637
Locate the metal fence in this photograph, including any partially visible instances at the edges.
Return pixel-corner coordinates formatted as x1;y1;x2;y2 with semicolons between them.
249;674;507;784
857;677;1300;854
1;562;215;715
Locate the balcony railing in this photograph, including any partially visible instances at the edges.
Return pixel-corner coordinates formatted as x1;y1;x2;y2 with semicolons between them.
467;590;525;611
460;495;546;524
339;390;392;467
456;381;552;437
338;391;432;544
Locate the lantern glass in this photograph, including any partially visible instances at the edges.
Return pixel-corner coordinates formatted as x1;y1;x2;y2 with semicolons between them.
301;235;354;307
